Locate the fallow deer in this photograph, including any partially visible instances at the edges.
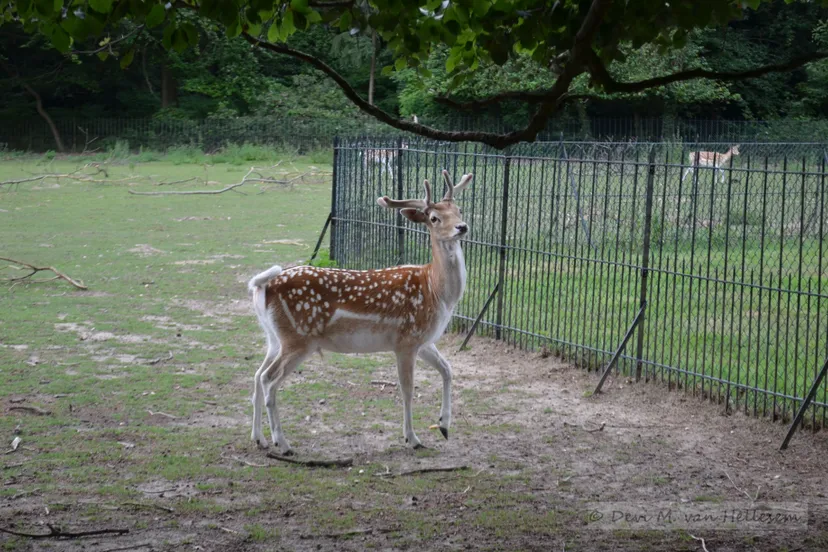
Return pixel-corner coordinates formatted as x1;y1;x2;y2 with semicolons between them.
248;170;473;454
362;142;408;176
682;144;740;183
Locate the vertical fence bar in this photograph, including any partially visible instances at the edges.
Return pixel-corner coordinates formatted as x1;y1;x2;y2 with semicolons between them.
329;136;340;261
396;136;405;264
495;152;511;340
635;145;658;381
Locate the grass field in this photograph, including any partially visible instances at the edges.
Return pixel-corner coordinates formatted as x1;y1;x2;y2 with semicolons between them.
2;150;828;551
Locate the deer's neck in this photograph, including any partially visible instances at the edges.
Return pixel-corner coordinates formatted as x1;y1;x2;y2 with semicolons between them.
426;236;466;309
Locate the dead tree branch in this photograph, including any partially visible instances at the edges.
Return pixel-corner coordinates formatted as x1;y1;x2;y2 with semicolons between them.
8;405;52;416
1;257;87;290
0;524;129;539
266;451;353;468
128;165;308;196
377;465;470;477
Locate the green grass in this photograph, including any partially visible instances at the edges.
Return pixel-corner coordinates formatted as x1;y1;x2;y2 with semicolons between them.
0;150;574;548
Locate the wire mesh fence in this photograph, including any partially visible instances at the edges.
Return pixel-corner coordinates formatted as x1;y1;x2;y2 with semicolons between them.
330;137;828;429
5;116;828;153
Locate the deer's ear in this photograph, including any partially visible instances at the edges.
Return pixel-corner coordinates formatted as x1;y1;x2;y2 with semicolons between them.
401;208;427;224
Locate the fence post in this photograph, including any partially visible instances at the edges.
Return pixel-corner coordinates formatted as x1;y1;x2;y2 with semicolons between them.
495;152;511;340
396;136;405;264
329;136;340;261
635;145;658;381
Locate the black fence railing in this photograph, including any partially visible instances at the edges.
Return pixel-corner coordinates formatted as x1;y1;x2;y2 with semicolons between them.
6;116;828;153
330;137;828;430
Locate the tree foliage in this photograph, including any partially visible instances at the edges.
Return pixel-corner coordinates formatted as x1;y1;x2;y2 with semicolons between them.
3;1;828;146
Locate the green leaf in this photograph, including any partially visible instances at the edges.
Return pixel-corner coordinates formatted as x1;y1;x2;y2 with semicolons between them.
172;28;188;52
50;24;70;51
88;0;113;14
97;51;109;61
293;11;306;30
338;10;352;31
290;0;309;13
145;4;165;28
120;47;135;69
445;52;458;73
395;57;407;71
226;19;241;38
162;23;175;49
181;23;199;45
279;10;294;40
267;21;279;42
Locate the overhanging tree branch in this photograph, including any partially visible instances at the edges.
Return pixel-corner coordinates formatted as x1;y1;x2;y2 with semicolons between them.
71;25;145;56
585;48;828;93
242;31;569;148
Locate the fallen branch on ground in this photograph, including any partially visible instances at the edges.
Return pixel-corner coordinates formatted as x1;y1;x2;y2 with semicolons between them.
724;470;760;502
128;164;319;196
370;380;397;387
300;527;395;539
120;501;174;513
377;465;470;477
146;352;173;366
0;164;109;189
1;257;87;290
563;421;605;433
9;405;52;416
266;451;353;468
145;410;177;419
689;534;711;552
97;543;152;552
0;524;129;539
227;454;268;468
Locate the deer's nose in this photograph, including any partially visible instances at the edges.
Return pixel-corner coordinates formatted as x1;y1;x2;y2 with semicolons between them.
456;223;468;234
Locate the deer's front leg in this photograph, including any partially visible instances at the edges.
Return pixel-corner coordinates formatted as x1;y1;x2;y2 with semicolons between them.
395;350;423;449
418;344;452;440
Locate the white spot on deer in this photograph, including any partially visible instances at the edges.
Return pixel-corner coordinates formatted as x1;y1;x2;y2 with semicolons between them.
295;303;301;312
304;302;310;310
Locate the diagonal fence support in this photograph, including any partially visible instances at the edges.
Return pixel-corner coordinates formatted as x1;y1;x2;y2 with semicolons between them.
594;302;647;395
309;213;333;263
780;355;828;450
458;283;501;352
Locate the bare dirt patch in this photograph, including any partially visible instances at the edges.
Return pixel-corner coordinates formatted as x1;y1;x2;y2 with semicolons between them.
127;244;167;256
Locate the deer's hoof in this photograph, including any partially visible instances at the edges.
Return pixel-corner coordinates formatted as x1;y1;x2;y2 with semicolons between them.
440;427;449;440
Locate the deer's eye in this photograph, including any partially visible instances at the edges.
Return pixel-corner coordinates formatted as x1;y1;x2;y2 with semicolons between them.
430;215;439;223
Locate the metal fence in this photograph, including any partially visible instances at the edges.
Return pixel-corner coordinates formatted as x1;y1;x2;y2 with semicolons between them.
6;116;828;153
330;137;828;431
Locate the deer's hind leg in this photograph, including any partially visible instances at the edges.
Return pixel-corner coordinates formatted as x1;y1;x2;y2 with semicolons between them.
262;346;309;455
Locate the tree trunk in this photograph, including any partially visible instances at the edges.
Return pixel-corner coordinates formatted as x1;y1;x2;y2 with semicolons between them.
143;47;159;101
161;64;178;108
368;31;377;106
576;100;589;139
0;59;65;152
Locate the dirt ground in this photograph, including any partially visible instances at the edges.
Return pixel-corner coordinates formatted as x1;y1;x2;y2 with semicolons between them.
4;334;828;551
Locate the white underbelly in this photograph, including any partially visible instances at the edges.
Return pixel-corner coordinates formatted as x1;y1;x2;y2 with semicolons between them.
319;328;398;353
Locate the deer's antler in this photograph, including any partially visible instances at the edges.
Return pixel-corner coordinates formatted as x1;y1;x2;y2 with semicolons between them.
378;179;433;211
441;170;473;201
